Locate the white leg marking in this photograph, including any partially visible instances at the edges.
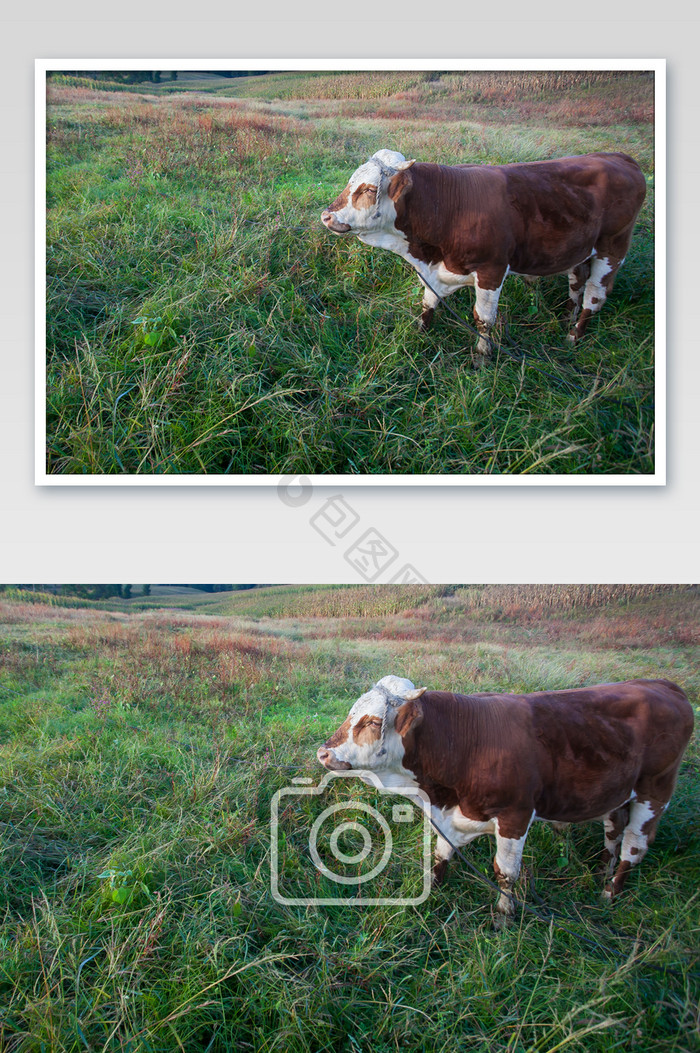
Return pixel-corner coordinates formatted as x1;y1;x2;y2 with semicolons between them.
434;834;454;865
602;816;624;879
474;285;501;327
567;272;585;317
619;799;656;866
473;272;508;354
421;286;440;312
582;256;614;313
493;813;534;915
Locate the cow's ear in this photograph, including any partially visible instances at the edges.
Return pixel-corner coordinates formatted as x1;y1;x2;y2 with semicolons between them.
395;698;424;737
388;167;413;203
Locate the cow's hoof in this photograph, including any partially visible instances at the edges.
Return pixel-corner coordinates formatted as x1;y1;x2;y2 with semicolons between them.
492;911;512;931
432;859;449;887
566;332;578;345
601;886;614;902
471;352;492;370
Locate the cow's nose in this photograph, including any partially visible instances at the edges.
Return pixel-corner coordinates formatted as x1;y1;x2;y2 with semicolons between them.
317;746;352;771
320;210;351;233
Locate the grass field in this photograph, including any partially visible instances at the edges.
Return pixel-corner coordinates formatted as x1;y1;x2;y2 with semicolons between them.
44;70;656;476
0;585;697;1051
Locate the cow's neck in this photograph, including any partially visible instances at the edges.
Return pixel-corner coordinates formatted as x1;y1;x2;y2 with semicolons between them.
361;764;419;790
357;228;410;256
402;691;504;791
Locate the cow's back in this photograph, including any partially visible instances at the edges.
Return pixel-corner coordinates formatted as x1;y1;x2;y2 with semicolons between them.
499;152;646;238
398;152;646;278
528;679;692;757
406;680;692;824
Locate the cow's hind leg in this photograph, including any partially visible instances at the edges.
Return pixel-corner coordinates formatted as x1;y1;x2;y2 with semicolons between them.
608;798;665;898
600;803;630;897
568;254;624;342
568;222;635;343
566;260;591;327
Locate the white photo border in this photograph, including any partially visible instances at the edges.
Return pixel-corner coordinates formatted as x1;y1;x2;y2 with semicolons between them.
35;57;666;486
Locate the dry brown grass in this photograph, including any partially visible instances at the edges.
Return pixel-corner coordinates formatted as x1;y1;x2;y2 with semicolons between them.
46;93;309;178
0;599;116;625
257;70;654;128
422;584;685;618
220;585;451;620
46;83;153;106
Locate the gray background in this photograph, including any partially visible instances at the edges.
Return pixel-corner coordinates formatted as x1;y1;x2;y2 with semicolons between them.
3;3;697;583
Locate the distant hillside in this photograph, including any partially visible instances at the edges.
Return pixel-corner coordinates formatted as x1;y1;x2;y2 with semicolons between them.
2;585;694;630
196;583;693;621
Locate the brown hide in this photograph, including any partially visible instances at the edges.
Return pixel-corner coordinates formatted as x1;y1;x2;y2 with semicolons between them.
399;680;693;824
389;152;647;284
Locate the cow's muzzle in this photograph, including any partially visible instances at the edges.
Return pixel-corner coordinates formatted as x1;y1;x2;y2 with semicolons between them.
321;210;351;234
317;746;352;771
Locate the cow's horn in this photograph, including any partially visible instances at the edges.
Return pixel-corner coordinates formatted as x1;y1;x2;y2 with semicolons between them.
403;686;427;700
396;159;416;170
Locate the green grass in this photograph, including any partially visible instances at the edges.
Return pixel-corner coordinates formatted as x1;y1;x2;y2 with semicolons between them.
0;586;697;1050
44;71;656;475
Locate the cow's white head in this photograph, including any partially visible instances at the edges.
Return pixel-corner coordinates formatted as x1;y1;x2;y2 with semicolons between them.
321;150;416;236
317;674;427;773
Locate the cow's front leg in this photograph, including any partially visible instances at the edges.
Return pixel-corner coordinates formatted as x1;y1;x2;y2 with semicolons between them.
473;269;507;366
430;806;483;887
566;261;591;326
432;832;454;886
493;812;534;921
419;285;440;331
600;804;630;896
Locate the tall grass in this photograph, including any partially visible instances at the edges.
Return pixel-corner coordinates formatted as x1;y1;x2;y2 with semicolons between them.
44;71;655;475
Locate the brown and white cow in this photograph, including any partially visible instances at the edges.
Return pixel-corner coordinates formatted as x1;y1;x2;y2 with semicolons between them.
321;150;647;364
317;675;693;917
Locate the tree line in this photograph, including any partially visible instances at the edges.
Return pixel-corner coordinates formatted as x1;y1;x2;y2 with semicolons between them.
0;585;261;600
46;71;269;85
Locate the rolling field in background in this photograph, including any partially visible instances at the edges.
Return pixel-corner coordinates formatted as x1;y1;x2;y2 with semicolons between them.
1;585;697;1050
44;70;655;475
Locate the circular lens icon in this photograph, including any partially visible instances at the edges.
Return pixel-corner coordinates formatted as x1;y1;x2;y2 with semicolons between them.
328;821;372;865
309;802;393;885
